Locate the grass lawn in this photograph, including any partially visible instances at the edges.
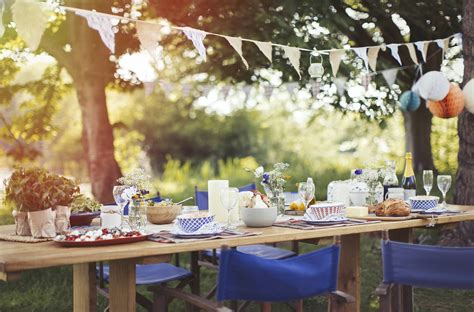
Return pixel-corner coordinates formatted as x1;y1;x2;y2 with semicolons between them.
1;232;473;311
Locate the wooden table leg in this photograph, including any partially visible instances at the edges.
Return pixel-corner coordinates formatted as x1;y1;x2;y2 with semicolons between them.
109;259;136;312
329;233;360;312
389;228;413;312
73;262;97;312
190;251;200;296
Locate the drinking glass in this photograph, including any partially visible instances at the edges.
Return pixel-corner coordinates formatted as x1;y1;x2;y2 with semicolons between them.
113;185;129;228
423;170;433;196
437;175;452;208
298;181;315;209
220;187;239;228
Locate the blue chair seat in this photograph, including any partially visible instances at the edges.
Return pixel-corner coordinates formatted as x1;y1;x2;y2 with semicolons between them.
203;244;295;260
100;263;192;285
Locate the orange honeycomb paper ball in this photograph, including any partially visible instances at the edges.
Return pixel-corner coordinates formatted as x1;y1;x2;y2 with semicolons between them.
427;83;465;118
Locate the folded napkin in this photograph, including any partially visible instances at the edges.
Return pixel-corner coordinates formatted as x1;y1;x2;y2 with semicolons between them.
148;229;261;243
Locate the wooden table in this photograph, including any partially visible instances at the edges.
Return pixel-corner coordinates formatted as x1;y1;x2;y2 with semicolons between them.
1;205;473;312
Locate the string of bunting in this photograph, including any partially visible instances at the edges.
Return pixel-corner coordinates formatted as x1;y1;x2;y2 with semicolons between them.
1;0;463;82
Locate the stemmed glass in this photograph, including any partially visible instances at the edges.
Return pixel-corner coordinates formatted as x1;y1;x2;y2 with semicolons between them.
423;170;433;196
220;187;239;228
113;185;129;228
437;175;452;208
298;181;315;209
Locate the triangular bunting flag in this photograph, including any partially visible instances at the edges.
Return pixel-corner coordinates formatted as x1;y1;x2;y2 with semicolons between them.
329;50;345;77
334;77;347;97
367;46;380;71
224;36;249;69
263;85;273;98
76;10;116;54
387;44;402;65
254;41;272;63
414;41;429;63
282;46;301;79
286;82;298;94
0;1;5;37
159;81;173;97
12;0;52;51
406;43;418;64
182;27;207;61
382;68;398;87
136;21;162;59
353;47;369;70
143;80;156;96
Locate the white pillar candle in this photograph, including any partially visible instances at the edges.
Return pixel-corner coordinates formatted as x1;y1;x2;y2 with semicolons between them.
100;205;122;229
208;180;229;223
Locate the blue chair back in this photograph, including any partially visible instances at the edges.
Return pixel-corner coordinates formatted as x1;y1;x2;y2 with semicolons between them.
381;240;474;290
217;245;340;302
195;184;257;210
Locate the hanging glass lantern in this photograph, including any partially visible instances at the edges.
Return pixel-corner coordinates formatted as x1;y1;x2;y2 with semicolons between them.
308;53;324;78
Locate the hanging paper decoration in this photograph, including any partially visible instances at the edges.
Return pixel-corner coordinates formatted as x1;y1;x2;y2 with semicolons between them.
159;81;173;97
414;41;429;63
0;1;5;37
399;91;421;112
254;41;272;63
361;74;371;91
382;68;398;87
76;11;116;54
387;44;402;65
263;85;273;98
224;36;249;69
463;79;474;114
367;46;380;71
435;38;449;53
334;77;347;97
416;71;450;101
282;46;301;79
182;27;207;61
12;0;52;51
329;50;345;77
353;47;369;70
136;21;162;58
286;82;298;94
427;83;465;118
406;43;419;64
143;81;156;96
311;80;321;97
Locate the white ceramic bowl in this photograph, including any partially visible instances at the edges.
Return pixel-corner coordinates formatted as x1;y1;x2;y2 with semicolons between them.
308;202;345;220
240;207;277;227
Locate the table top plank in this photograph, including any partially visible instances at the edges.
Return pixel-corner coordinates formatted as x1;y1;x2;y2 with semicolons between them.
1;205;473;274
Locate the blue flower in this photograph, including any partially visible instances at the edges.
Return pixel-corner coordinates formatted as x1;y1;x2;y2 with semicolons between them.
354;169;363;175
262;173;270;184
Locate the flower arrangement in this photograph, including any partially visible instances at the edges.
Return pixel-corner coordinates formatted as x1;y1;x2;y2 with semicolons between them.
353;167;384;205
117;168;151;199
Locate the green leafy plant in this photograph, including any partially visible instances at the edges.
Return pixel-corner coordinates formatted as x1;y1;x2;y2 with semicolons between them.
48;175;80;207
3;167;53;212
69;195;101;213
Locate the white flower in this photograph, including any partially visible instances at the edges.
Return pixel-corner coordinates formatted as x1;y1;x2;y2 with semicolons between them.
121;186;138;201
254;166;264;177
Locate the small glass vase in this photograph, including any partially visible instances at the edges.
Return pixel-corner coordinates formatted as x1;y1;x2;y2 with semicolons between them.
128;199;148;231
263;186;285;215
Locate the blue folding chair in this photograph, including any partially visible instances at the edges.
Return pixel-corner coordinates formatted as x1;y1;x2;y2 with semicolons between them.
97;263;193;311
377;231;474;311
158;240;354;311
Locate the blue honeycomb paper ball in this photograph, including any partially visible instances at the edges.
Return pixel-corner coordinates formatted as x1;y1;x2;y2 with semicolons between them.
399;91;421;112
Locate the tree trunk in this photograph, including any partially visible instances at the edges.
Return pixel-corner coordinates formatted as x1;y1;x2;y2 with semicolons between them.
63;1;121;203
402;44;442;172
440;0;474;247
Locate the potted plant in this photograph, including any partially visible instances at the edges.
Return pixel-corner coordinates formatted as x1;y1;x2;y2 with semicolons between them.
3;167;56;238
49;175;80;233
69;195;102;226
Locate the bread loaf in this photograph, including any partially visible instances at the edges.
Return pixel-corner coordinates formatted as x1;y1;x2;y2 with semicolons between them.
374;199;410;217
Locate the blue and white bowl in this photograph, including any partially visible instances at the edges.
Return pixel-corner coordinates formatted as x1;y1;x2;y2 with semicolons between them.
409;196;439;211
176;213;215;233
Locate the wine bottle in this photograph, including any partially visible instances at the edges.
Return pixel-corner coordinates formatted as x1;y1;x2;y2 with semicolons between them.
401;152;416;200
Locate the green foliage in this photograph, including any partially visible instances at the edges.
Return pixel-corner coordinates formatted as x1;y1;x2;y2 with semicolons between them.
69;195;101;213
48;175;80;207
431;117;459;174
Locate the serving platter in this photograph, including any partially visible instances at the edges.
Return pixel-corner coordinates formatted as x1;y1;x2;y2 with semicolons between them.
350;214;414;221
53;234;150;247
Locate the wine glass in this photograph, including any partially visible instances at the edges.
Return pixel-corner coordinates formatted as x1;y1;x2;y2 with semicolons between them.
113;185;129;228
437;175;452;208
298;181;315;209
423;170;433;196
220;187;239;228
